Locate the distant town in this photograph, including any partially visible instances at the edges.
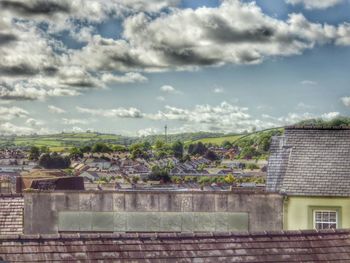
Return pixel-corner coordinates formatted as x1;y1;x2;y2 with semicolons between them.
0;127;275;193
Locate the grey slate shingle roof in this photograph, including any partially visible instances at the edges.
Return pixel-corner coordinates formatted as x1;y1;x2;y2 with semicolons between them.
267;126;350;196
0;194;23;235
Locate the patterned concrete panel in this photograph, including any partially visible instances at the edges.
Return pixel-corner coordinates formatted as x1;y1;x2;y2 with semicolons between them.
58;211;249;232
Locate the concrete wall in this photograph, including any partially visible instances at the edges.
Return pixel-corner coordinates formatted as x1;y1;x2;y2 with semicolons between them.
284;196;350;230
24;190;283;234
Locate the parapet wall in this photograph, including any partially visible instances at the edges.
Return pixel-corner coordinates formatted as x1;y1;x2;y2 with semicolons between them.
24;190;283;234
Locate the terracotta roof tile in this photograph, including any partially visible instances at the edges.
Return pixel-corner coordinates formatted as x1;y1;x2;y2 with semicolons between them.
0;229;349;262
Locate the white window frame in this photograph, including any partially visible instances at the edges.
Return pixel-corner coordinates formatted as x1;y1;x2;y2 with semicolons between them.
313;210;338;230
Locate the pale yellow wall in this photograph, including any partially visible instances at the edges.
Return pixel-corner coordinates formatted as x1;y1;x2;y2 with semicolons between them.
285;196;350;230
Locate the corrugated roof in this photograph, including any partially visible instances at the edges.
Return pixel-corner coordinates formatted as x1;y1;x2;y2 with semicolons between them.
0;195;23;235
0;229;349;262
267;127;350;196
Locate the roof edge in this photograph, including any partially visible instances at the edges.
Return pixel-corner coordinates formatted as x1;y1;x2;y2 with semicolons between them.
285;125;350;130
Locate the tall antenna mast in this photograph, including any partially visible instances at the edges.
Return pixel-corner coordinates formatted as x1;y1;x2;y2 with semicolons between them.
164;124;168;144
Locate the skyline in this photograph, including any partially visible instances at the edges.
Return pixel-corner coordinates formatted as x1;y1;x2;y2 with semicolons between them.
0;0;350;136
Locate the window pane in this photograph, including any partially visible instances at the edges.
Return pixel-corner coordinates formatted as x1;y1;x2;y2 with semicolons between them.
314;210;337;230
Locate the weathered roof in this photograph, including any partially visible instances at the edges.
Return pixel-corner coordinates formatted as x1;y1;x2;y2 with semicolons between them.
0;195;23;235
0;229;349;262
267;127;350;196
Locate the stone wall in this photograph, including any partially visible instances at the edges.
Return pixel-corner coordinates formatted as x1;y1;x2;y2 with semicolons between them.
24;190;283;234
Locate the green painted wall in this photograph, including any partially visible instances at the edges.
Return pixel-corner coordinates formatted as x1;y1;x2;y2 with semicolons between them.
284;196;350;230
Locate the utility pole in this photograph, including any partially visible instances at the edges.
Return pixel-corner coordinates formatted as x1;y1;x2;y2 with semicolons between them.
164;124;168;144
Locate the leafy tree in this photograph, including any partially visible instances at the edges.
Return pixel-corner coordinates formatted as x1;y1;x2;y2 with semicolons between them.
80;145;92;153
92;143;112;153
69;147;83;160
171;176;182;184
224;174;236;184
39;152;71;169
188;142;207;156
222;140;233;149
40;146;50;154
246;163;259;170
131;175;140;184
172;141;184;159
181;154;191;162
147;165;171;183
29;146;40;160
198;176;211;185
154;140;173;159
205;150;218;161
129;143;149;159
112;144;127;152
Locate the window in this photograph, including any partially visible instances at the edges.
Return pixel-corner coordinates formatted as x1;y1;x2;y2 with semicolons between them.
313;210;337;230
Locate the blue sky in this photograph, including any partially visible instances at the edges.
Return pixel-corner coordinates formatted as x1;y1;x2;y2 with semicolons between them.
0;0;349;136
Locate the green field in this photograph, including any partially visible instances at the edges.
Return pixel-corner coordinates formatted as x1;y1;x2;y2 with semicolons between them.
0;132;127;150
0;128;282;151
189;134;242;145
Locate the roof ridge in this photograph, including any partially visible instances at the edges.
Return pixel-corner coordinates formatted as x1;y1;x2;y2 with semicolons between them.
286;125;350;130
1;229;349;241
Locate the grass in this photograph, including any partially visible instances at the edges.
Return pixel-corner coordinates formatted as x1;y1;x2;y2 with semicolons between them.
0;132;125;150
188;134;242;145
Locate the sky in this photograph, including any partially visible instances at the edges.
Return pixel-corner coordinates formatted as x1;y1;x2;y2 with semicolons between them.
0;0;350;136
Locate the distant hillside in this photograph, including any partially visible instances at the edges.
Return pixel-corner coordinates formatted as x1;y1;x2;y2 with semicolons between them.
188;134;242;145
135;132;225;145
0;132;131;151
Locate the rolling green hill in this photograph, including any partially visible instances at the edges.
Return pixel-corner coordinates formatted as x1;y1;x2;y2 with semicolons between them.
0;132;130;151
0;131;226;151
188;134;242;145
0;128;283;152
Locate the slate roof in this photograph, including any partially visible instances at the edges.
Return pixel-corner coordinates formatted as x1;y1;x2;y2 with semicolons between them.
267;126;350;196
0;195;23;235
0;229;349;262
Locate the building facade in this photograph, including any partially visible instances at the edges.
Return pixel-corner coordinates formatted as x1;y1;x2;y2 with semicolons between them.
267;126;350;230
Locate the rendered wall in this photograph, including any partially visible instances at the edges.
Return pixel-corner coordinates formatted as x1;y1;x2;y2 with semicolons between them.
284;196;350;230
23;190;283;234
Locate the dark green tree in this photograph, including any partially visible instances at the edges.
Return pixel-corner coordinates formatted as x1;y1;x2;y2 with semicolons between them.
172;141;184;159
69;147;83;160
28;146;40;160
39;152;71;169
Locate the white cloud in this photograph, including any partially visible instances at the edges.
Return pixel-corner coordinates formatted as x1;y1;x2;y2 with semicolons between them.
0;122;34;135
146;101;276;133
72;126;84;132
341;96;350;107
263;111;341;125
76;106;143;118
286;0;343;10
48;105;66;114
213;87;224;93
0;0;350;102
0;106;28;120
101;72;148;84
62;118;89;125
301;80;318;86
26;118;44;127
156;96;165;101
295;102;314;110
160;85;182;94
137;127;160;136
321;111;340;119
0;79;81;100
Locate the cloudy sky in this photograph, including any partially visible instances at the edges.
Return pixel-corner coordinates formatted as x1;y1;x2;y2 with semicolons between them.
0;0;350;136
